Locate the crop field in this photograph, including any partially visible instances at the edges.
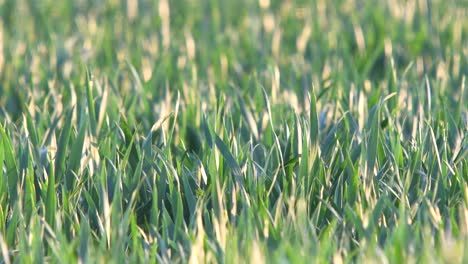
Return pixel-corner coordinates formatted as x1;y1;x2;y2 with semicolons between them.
0;0;467;263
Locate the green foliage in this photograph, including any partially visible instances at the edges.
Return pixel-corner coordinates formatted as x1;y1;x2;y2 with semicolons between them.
0;0;467;262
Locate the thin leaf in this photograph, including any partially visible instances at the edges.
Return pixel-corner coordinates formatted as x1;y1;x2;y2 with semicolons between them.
214;134;244;186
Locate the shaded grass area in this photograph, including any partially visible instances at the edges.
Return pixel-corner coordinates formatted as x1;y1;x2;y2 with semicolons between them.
0;0;467;262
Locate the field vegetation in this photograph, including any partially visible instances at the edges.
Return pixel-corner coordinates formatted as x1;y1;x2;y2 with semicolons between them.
0;0;467;262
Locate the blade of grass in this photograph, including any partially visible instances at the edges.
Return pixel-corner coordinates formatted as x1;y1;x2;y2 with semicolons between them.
55;108;73;185
86;69;97;136
214;134;244;187
0;231;10;264
309;86;320;165
1;125;19;205
46;159;57;229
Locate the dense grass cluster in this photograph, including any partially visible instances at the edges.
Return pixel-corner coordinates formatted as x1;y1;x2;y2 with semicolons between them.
0;0;467;262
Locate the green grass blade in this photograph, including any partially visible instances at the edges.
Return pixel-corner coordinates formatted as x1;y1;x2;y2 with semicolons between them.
55;108;73;184
85;69;97;136
214;134;244;187
309;86;319;163
1;125;19;205
46;158;57;229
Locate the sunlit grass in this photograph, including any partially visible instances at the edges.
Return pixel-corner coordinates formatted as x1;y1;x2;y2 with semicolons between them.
0;0;467;262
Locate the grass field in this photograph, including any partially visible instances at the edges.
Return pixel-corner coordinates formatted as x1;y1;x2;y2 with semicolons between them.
0;0;467;263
